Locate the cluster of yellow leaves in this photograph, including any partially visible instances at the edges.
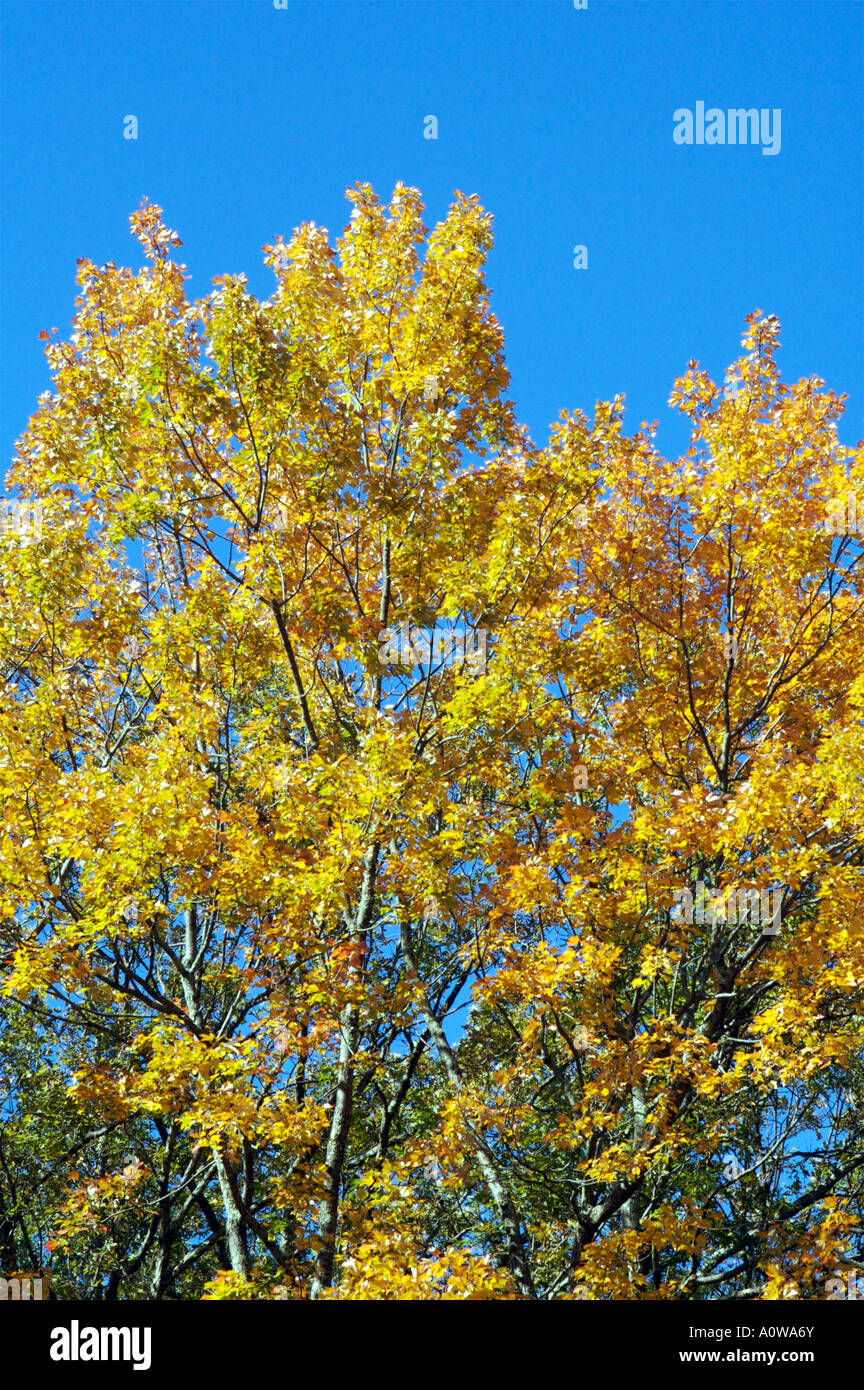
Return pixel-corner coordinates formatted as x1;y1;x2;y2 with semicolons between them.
2;189;863;1302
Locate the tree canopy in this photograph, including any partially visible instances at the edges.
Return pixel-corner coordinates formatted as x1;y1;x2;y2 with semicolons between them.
2;184;863;1300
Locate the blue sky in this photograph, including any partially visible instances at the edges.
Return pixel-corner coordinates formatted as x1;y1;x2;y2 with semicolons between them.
1;0;862;469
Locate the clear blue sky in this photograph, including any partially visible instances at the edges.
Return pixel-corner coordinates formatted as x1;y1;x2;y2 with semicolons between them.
2;0;862;469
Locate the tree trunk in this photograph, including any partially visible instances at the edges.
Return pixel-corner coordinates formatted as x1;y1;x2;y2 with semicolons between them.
214;1152;249;1277
309;1000;359;1298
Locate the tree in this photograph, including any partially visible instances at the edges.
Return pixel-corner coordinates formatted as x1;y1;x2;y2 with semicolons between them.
2;184;863;1300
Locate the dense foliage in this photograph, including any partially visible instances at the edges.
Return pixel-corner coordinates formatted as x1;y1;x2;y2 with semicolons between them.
2;186;863;1300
